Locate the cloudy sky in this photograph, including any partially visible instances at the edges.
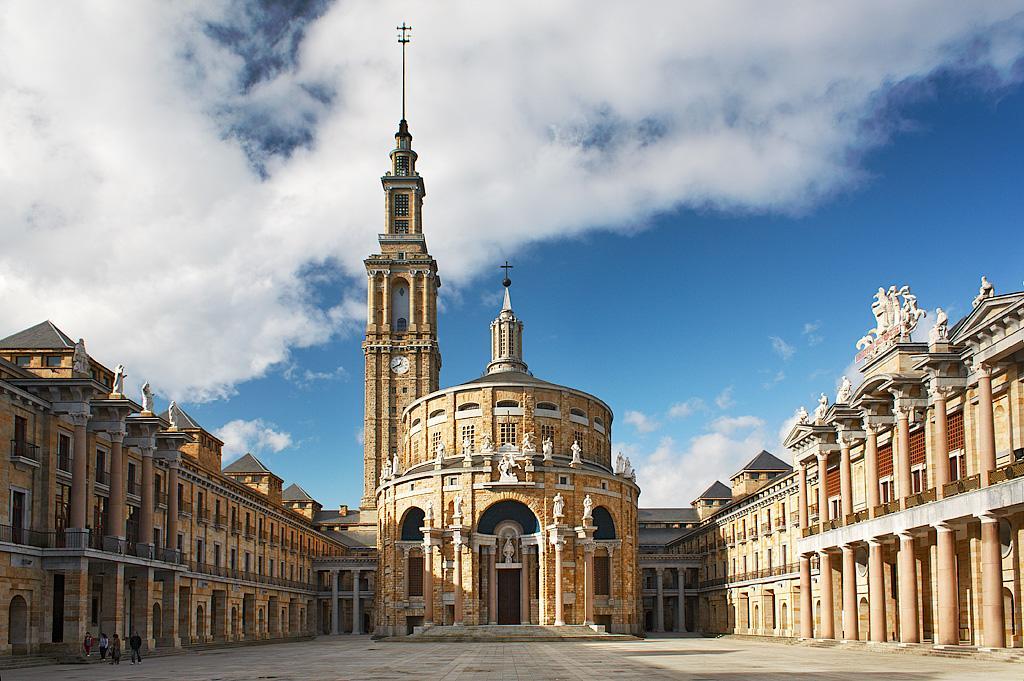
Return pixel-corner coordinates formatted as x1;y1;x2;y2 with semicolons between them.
2;2;1024;507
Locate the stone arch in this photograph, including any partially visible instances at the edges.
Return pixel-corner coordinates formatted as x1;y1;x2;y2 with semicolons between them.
780;602;789;632
8;595;28;654
231;606;239;639
152;602;162;640
752;603;760;631
477;499;540;535
257;607;265;635
858;597;869;641
196;604;206;640
592;506;616;540
1005;587;1015;639
400;507;426;541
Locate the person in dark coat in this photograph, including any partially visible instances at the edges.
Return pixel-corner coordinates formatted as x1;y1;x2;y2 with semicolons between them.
98;633;109;660
110;633;121;664
129;631;143;664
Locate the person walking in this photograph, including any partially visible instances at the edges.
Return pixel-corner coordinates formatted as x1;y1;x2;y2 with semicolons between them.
98;632;109;660
129;630;143;664
82;631;93;657
110;633;121;665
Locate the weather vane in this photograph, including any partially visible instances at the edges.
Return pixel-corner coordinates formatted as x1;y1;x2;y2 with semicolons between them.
397;22;412;120
500;261;513;287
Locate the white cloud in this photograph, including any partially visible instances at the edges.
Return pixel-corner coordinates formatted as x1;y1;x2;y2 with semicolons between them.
624;409;660;434
770;335;796;360
283;363;347;388
631;414;769;506
214;418;293;462
2;3;1023;401
667;398;705;419
761;369;785;389
715;386;735;410
802;321;823;346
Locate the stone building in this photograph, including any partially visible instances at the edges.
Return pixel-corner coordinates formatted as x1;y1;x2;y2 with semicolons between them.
353;113;642;636
0;322;347;657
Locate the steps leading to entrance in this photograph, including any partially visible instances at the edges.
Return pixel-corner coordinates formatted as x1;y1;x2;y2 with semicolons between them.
0;654;59;670
394;624;638;642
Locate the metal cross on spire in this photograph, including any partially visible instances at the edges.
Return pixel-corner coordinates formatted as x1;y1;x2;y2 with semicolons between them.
397;22;412;121
500;261;513;287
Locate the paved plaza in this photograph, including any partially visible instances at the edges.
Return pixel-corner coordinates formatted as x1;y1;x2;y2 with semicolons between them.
9;635;1024;681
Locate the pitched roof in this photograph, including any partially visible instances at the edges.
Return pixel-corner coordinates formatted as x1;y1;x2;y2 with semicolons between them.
738;450;792;474
0;320;76;349
696;480;732;500
639;526;694;547
223;452;270;474
158;405;202;430
639;508;700;524
282;483;314;502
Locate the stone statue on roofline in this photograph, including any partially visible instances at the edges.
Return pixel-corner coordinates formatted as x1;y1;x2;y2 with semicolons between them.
552;492;565;521
72;338;89;375
111;364;127;397
141;382;154;414
582;494;594;522
929;307;949;344
796;406;809;424
542;436;553;461
835;376;852;404
973;276;994;308
168;401;180;429
813;393;828;423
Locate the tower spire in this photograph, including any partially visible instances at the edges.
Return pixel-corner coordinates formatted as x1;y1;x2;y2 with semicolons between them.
397;22;411;122
487;262;529;375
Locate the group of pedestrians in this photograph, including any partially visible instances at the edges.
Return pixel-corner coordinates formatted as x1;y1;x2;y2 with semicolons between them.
82;631;144;664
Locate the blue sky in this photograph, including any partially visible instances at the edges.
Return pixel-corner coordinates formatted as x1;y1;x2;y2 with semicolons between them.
2;4;1023;507
185;70;1024;508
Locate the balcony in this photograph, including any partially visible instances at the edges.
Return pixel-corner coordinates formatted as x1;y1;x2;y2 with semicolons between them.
845;509;869;525
991;462;1024;484
57;452;71;473
790;511;800;526
259;530;268;544
10;440;40;466
196;508;210;524
214;514;227;529
943;473;981;498
126;479;140;497
154;492;168;509
270;535;279;547
94;469;109;486
178;500;193;517
244;526;255;540
905;488;937;509
230;521;242;536
872;500;900;518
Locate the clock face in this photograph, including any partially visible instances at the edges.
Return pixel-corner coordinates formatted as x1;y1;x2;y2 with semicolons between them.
390;355;410;375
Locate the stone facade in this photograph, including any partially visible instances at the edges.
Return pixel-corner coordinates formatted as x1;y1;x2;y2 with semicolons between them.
0;324;348;657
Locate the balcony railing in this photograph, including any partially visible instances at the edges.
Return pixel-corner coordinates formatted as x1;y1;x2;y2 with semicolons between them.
57;452;71;473
154;492;168;508
10;440;40;463
230;521;242;535
178;500;193;517
196;507;210;524
872;500;900;518
905;488;937;509
790;511;800;526
942;474;981;498
126;479;140;496
990;462;1024;485
244;526;255;540
187;560;314;591
94;469;109;486
845;509;869;525
259;531;269;544
214;514;227;529
697;562;800;589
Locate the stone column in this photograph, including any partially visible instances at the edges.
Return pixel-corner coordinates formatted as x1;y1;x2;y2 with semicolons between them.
140;447;155;551
841;544;858;641
382;275;391;331
931;387;951;498
819;551;835;639
366;272;375;326
839;435;853;520
166;460;179;554
934;523;958;645
423;545;434;625
798;462;809;528
161;572;181;648
408;271;418;330
488;547;497;624
816;453;830;524
583;544;595;626
977;365;997;486
69;410;90;531
864;424;880;515
553;537;565;626
980;513;1006;648
677;567;686;633
520;547;530;625
897;531;920;643
63;559;90;650
351;569;361;634
799;554;813;638
868;539;886;642
452;540;463;626
101;564;125;639
108;429;127;540
330;569;339;635
655;567;665;632
896;407;912;503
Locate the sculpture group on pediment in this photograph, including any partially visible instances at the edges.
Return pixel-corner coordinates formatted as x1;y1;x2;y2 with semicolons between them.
497;450;521;483
857;285;927;356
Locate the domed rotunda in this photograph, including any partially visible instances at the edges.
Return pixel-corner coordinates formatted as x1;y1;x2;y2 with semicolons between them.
374;280;641;635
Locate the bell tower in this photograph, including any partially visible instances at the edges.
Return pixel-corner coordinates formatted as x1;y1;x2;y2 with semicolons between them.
362;24;441;511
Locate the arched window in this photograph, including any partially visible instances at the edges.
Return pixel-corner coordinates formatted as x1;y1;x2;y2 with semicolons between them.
396;318;408;332
496;400;519;408
593;506;616;539
594;417;604;427
536;402;558;411
570;408;586;417
478;500;540;534
400;507;426;541
391;282;410;332
458;402;480;411
429;409;445;419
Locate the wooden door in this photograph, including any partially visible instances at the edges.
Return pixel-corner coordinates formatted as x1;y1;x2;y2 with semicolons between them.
497;569;521;625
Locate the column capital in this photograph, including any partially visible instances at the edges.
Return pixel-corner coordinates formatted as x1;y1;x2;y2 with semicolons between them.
897;530;916;541
842;542;859;551
867;537;885;547
895;405;913;421
862;420;882;436
980;511;1001;524
928;384;954;402
69;410;91;427
107;429;127;443
933;521;955;534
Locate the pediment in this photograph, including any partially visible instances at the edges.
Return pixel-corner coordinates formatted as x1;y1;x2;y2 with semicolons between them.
950;292;1024;344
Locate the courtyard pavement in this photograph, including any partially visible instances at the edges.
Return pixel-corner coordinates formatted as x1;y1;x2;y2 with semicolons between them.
8;634;1024;680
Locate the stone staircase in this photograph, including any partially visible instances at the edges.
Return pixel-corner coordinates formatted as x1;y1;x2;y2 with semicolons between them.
0;654;59;671
395;624;638;642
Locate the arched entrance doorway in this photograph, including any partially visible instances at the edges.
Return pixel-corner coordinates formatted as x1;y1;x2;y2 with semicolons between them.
8;595;28;654
196;604;206;641
152;602;162;640
478;500;540;625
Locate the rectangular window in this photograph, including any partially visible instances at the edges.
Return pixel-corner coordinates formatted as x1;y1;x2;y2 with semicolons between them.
95;448;106;484
574;430;585;453
911;465;927;494
45;355;62;368
408;554;424;596
460;424;475;452
880;477;894;504
595;555;611;596
230;548;237;570
394;193;410;216
499;422;517;446
15;355;30;366
394;220;409;234
949;451;964;482
431;431;441;456
57;433;72;472
828;496;841;521
196;539;204;563
395;155;409;175
540;423;555;445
